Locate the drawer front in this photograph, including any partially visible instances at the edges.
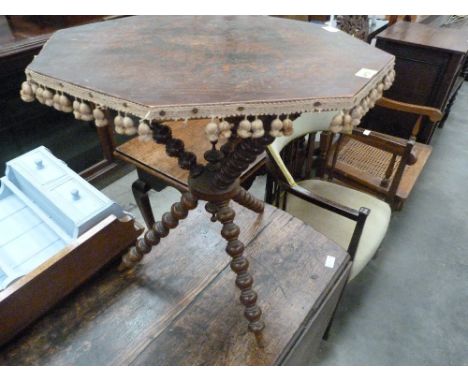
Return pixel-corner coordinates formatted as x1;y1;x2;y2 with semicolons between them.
49;178;106;223
12;150;67;186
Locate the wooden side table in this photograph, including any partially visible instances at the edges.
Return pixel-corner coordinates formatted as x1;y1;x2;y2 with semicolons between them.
0;204;350;365
19;16;394;344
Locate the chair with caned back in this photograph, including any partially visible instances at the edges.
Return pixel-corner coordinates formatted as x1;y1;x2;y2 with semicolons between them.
329;97;443;210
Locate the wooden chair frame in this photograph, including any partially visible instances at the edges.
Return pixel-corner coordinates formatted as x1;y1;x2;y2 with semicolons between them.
265;132;370;261
328;97;442;209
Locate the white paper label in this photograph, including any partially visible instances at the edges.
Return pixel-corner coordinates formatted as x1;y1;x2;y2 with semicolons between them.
322;26;340;32
363;129;371;136
355;68;378;79
325;256;336;269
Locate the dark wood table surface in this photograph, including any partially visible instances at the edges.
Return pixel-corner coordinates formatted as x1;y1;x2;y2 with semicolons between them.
0;203;350;365
26;15;394;121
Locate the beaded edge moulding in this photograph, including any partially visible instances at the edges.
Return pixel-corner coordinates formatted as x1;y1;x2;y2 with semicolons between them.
21;57;395;141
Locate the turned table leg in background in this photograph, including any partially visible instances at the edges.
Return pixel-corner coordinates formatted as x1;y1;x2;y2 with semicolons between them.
131;179;156;229
233;187;264;213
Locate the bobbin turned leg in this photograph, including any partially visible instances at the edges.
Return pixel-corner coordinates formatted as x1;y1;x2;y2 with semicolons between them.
119;192;198;270
233;187;264;214
216;200;265;346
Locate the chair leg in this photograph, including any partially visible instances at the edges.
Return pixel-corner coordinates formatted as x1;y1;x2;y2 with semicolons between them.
393;197;404;211
216;200;265;347
132;179;155;229
119;192;198;270
264;172;274;204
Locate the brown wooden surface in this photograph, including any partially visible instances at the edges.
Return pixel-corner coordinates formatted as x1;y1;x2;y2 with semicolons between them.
0;203;349;365
28;16;393;108
0;215;143;347
114;119;265;191
377;20;468;53
370;21;467;143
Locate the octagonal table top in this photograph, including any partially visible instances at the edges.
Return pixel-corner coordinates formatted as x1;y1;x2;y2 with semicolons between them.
26;15;394;121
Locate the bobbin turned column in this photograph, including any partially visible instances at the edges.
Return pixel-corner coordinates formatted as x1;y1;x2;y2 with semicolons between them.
189;156;266;343
215;200;265;346
233;187;264;213
119;192;198;270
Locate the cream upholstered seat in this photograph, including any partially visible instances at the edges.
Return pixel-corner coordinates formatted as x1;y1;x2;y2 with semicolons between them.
284;179;391;280
266;111;391;281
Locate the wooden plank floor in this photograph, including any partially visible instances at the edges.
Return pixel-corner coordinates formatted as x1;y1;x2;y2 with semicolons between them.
0;202;348;365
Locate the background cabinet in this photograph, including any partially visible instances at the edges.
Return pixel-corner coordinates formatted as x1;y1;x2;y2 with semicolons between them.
0;16;129;180
364;19;468;143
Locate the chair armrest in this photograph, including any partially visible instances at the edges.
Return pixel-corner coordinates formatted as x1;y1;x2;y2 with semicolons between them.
288;183;362;222
288;183;370;258
375;97;443;122
376;97;443;122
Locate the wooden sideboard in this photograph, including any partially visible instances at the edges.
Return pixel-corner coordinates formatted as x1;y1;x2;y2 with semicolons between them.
0;16;128;180
364;20;468;143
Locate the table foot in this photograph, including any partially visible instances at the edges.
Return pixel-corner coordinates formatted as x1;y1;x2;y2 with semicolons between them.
254;331;266;348
119;192;198;270
216;200;265;339
233;187;264;214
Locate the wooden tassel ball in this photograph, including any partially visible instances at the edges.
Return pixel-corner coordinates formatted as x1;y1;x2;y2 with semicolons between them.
251;117;265;138
114;114;125;134
123;115;137;135
20;81;35;102
93;107;108;127
79;102;93;121
43;89;54;107
237;116;252;138
35;87;45;104
282;117;293;136
205;119;219;142
219;120;232;139
52;93;62;111
270;116;283;137
330;112;344;133
59;94;73;112
73;100;81;119
138;120;152;142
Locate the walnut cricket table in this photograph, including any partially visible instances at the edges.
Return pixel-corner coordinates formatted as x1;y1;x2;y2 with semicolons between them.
20;15;395;345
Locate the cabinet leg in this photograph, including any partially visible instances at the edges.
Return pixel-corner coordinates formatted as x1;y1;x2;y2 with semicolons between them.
216;200;265;346
119;192;198;270
233;187;264;214
132;179;155;229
